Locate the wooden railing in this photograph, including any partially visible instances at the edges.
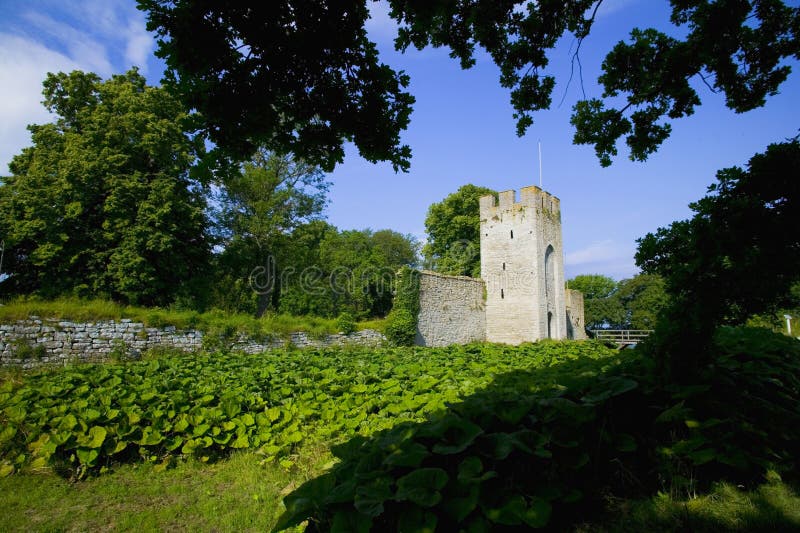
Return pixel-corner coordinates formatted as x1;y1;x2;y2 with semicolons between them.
590;329;654;347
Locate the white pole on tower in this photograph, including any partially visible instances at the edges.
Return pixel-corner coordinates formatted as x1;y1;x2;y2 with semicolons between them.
538;140;543;188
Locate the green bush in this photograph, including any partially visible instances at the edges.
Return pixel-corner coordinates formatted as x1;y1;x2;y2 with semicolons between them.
384;309;417;346
336;313;356;335
392;267;420;317
10;339;45;361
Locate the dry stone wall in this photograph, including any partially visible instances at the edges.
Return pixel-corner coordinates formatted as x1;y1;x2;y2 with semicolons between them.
0;318;385;367
415;271;486;347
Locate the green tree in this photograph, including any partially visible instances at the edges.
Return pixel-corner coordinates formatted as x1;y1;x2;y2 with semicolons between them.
275;221;340;318
567;274;623;330
567;274;617;300
138;0;799;169
616;274;669;330
211;149;330;316
568;273;669;330
0;69;210;306
636;140;800;379
319;228;418;318
423;184;496;277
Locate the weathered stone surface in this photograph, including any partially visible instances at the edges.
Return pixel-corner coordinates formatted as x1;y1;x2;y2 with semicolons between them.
415;185;585;347
480;186;567;343
416;271;486;347
565;289;587;340
0;318;386;367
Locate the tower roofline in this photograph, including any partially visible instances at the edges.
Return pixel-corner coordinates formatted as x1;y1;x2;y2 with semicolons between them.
479;185;560;218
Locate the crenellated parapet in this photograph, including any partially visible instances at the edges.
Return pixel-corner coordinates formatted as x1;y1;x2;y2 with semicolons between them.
479;186;561;221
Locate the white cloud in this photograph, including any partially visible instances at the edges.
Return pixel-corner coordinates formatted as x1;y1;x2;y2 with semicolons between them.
21;11;113;76
566;239;621;264
0;34;79;173
124;18;155;73
595;0;640;18
0;1;158;173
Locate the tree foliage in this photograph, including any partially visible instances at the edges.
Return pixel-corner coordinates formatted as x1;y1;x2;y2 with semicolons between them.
215;149;330;249
318;228;419;318
423;184;496;277
0;69;210;306
567;273;668;330
211;149;330;315
137;0;414;172
567;274;617;300
137;0;800;169
636;139;800;378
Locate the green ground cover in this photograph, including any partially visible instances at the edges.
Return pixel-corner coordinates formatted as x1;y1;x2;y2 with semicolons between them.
0;342;618;479
1;335;798;531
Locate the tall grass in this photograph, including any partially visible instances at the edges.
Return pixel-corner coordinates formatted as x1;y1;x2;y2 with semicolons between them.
0;297;382;338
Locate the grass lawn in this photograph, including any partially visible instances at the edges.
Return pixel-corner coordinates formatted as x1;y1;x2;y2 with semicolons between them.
3;455;798;532
0;449;325;532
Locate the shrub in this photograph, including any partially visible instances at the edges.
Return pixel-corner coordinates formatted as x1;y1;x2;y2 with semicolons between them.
10;339;45;361
384;309;417;346
336;313;356;335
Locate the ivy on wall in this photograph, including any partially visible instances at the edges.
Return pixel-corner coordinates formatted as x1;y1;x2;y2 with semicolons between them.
385;267;421;346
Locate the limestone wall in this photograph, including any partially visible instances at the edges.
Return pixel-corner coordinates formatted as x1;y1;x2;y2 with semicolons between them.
0;318;385;367
565;289;587;340
416;271;486;347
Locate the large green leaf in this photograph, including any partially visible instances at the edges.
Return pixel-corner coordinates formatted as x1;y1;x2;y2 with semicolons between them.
383;443;430;467
418;415;483;455
76;447;99;466
330;510;372;533
395;468;449;507
274;473;336;531
77;426;107;449
354;477;392;517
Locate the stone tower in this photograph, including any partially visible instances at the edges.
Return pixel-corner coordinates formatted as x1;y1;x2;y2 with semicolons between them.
479;186;567;344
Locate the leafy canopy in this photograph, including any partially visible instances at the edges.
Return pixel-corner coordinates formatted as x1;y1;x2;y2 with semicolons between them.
423;184;496;278
210;149;330;315
636;139;800;377
137;0;414;172
137;0;800;169
0;69;210;306
567;274;668;330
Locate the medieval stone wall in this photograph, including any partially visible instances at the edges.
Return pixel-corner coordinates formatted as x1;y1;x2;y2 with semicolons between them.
565;289;587;340
415;271;486;347
0;318;385;368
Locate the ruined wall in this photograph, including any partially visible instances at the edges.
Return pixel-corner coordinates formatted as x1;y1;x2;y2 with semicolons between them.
416;271;486;347
479;186;566;344
0;318;385;368
565;289;587;340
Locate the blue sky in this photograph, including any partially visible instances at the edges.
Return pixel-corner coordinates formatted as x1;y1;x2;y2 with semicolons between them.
1;0;798;280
